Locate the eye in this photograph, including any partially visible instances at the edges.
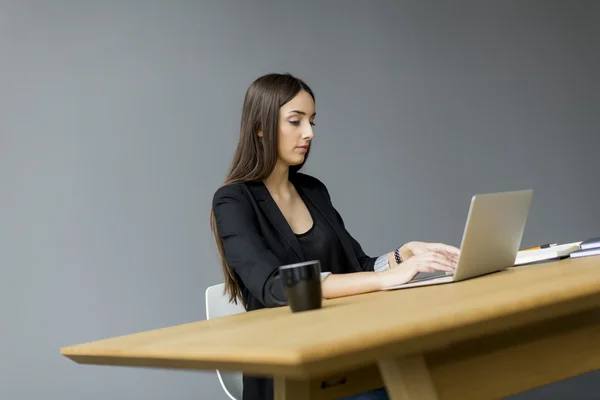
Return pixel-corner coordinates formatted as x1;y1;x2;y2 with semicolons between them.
289;120;300;126
310;121;316;127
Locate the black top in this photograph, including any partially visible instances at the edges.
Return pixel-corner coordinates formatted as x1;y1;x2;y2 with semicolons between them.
252;185;350;305
294;191;347;275
212;172;376;400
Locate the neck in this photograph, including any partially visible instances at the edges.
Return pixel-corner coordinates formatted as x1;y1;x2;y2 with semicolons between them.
264;161;291;196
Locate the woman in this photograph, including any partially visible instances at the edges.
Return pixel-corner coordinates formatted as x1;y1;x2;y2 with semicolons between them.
211;73;459;400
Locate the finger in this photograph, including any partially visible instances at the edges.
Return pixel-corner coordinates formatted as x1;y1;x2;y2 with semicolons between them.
431;252;457;267
434;250;458;263
431;243;460;257
418;259;455;272
443;252;459;266
428;262;454;272
442;244;461;256
414;265;436;273
432;249;460;266
422;252;457;268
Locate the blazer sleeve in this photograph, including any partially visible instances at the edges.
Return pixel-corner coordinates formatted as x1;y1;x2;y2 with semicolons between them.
317;180;377;272
333;208;376;272
212;185;286;308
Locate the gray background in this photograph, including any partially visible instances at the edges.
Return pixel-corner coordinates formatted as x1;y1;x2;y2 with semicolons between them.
1;0;599;399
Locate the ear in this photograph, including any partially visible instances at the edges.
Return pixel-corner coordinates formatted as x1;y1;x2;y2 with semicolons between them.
257;130;263;138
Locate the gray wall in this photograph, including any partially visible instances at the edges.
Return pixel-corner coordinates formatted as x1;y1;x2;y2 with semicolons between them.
1;1;599;399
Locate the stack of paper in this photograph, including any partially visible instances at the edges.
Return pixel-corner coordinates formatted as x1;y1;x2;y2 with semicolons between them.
570;237;600;258
514;242;581;266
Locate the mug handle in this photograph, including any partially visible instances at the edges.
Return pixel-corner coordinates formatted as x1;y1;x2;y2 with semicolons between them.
266;275;287;306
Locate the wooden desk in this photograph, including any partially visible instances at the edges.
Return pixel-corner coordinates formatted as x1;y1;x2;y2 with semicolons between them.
61;257;600;400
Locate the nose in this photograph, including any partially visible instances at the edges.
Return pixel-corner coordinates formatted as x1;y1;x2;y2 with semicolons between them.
302;123;315;141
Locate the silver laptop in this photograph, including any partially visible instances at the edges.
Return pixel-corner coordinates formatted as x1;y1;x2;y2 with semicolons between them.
382;189;533;290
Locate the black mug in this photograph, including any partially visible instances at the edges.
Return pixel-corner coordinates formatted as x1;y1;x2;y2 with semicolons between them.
268;260;323;312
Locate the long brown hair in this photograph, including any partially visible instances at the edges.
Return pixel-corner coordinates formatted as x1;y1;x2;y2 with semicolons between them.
210;73;315;307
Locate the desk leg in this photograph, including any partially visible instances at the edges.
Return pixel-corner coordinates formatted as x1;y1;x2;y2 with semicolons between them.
378;355;439;400
274;376;311;400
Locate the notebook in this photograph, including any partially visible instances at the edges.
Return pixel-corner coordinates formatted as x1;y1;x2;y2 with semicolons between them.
514;242;581;266
579;237;600;250
570;247;600;258
569;237;600;258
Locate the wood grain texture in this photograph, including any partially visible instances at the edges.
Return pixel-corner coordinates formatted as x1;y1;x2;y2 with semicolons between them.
378;355;438;400
266;308;600;400
308;364;384;399
61;257;600;379
274;377;311;400
272;366;385;400
427;308;600;400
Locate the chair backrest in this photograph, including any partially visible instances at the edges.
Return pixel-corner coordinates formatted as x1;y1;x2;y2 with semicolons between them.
205;283;246;400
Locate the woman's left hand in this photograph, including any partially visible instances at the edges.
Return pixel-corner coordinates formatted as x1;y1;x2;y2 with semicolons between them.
397;241;460;267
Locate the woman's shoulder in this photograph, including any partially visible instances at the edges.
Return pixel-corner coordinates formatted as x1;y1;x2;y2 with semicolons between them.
213;181;246;196
212;181;253;208
212;179;270;207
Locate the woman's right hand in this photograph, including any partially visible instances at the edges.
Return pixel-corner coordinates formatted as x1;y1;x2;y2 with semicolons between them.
378;251;457;289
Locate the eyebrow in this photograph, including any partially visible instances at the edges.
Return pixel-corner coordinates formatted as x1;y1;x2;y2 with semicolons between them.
288;110;316;117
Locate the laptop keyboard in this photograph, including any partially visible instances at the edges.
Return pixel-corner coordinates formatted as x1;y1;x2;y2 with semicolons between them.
410;270;451;282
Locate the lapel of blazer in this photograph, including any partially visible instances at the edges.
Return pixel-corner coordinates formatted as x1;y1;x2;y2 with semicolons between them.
293;177;363;273
248;181;305;261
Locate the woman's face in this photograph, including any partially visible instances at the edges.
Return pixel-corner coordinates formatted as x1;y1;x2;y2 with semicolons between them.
276;90;315;167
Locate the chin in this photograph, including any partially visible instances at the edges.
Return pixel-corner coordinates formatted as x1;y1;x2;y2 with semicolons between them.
290;155;306;166
281;155;305;167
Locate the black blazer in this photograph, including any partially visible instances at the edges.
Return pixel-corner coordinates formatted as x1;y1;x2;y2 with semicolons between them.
212;172;376;311
212;172;377;400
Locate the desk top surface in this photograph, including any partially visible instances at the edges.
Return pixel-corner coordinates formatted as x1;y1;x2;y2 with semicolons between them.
61;257;600;377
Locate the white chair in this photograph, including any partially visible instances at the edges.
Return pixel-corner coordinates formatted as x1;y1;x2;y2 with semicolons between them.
205;283;246;400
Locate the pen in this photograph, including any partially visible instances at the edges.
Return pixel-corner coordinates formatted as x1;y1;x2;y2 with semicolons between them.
523;243;558;251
